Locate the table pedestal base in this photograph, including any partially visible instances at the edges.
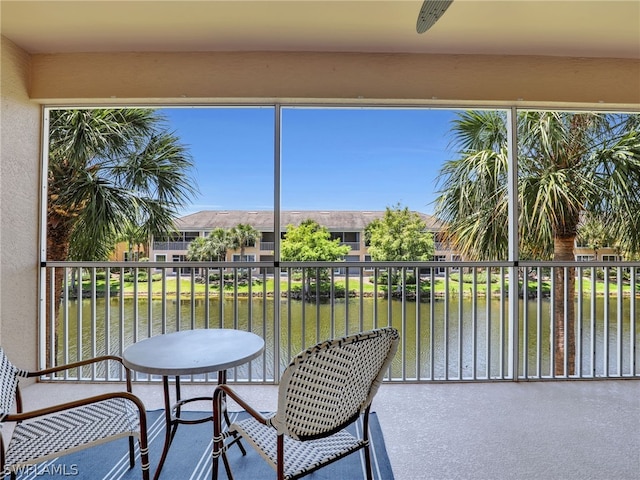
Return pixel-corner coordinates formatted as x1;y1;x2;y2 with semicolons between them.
153;370;245;480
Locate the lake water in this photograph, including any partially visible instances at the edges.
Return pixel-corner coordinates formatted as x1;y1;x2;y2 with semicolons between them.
57;295;639;380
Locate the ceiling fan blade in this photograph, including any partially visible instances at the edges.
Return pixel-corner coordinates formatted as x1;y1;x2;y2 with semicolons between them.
416;0;453;34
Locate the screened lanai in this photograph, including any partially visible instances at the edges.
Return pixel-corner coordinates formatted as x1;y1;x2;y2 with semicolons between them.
1;2;638;479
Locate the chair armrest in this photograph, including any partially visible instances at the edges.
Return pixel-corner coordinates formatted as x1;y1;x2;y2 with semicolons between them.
14;356;133;415
211;384;271;465
2;391;146;424
213;384;269;425
25;355;126;377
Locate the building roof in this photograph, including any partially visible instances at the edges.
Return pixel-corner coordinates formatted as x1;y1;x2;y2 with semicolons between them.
175;210;443;232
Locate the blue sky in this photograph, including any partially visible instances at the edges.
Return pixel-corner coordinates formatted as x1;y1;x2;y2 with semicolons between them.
160;106;461;216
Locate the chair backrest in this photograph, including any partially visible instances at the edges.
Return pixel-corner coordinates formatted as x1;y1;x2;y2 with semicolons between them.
270;327;399;441
0;349;22;419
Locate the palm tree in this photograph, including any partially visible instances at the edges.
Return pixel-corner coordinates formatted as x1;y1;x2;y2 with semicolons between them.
435;110;640;375
228;223;261;261
207;228;232;261
118;217;152;262
47;108;197;358
48;109;197;261
186;237;211;262
186;229;232;281
186;230;229;262
577;215;617;261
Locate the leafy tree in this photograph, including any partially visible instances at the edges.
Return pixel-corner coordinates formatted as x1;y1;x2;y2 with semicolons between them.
365;204;435;291
434;110;640;374
365;204;435;262
281;219;351;262
228;223;260;261
281;219;351;291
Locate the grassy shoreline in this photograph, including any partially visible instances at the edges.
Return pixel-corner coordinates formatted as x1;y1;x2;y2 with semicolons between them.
77;274;639;300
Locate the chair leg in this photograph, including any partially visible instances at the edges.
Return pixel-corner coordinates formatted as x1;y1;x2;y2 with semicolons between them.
212;454;219;480
363;444;373;480
277;434;285;480
222;452;234;480
138;432;151;480
212;445;235;480
224;408;246;456
362;409;373;480
128;436;135;469
131;401;151;480
213;388;235;480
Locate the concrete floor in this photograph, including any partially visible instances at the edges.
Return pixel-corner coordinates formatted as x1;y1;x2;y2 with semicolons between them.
11;380;640;480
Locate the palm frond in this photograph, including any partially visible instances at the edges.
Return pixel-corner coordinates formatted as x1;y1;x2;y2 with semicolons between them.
48;108;197;261
435;110;640;260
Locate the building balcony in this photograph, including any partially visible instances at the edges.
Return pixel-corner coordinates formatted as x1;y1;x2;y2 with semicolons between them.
153;241;190;251
259;241;275;251
17;379;640;479
7;259;640;478
340;241;361;250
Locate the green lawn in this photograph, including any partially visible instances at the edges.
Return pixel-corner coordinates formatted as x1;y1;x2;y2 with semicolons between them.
80;271;638;299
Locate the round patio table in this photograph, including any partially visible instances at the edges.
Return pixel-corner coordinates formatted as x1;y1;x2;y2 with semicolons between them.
123;328;265;480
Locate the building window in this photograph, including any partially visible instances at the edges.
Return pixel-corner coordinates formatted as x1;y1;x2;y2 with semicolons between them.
576;255;595;262
153;254;167;271
433;255;447;275
232;254;256;262
172;254;190;274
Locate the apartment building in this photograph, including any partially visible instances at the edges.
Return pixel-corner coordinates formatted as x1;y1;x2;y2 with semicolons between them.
142;209;626;269
151;210;454;273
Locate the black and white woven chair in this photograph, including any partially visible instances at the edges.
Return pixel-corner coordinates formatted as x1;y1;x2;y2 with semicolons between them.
212;327;399;480
0;349;150;480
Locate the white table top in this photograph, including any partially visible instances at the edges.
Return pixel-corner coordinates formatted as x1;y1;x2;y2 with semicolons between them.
122;329;265;376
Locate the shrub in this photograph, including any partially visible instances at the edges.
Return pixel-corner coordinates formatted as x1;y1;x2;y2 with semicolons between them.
123;269;149;283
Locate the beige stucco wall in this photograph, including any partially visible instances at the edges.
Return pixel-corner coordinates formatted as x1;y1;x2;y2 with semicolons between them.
0;36;41;369
0;41;638;371
30;52;640;108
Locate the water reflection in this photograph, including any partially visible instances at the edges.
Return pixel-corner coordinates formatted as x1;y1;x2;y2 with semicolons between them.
58;296;639;380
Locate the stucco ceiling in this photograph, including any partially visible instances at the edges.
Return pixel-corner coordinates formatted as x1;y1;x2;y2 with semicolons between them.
1;0;639;59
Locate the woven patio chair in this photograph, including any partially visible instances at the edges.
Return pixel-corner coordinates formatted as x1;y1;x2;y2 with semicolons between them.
0;349;150;480
212;327;399;480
